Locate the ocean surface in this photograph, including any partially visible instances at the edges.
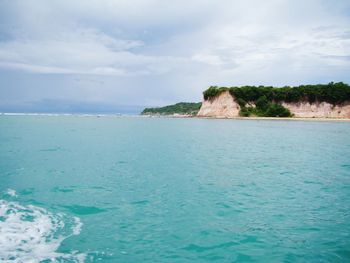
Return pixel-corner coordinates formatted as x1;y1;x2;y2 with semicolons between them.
1;115;350;262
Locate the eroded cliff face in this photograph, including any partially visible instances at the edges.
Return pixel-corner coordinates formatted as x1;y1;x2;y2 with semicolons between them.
197;91;240;118
282;101;350;118
197;91;350;118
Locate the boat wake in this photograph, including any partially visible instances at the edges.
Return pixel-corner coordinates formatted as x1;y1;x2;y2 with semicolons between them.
0;192;84;262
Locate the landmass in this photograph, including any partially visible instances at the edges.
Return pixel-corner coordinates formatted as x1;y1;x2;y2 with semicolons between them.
141;82;350;119
141;102;202;116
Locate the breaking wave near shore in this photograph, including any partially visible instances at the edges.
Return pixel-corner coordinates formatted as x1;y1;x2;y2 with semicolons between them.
0;190;84;262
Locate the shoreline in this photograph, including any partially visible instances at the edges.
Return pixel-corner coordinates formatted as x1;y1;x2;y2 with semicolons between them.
200;116;350;122
142;114;350;122
2;112;350;122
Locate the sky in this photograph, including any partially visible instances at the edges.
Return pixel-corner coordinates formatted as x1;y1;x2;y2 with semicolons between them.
0;0;350;113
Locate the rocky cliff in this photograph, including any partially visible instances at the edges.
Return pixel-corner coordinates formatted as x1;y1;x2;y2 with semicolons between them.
197;91;350;118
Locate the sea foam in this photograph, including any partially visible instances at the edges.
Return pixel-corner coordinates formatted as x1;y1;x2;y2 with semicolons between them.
6;188;17;197
0;199;85;262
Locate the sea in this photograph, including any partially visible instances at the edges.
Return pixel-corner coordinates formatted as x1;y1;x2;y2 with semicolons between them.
0;114;350;262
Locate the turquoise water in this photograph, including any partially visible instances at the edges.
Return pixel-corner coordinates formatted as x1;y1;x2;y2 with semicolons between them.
1;115;350;262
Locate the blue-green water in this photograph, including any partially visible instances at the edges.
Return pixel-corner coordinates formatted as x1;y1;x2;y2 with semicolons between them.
1;115;350;262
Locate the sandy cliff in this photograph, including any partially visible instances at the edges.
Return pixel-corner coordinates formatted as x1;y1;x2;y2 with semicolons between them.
282;101;350;118
197;92;350;118
197;91;240;118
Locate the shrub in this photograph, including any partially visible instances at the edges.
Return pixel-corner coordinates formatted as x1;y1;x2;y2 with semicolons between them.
236;98;247;108
264;103;291;117
255;96;269;111
239;107;252;117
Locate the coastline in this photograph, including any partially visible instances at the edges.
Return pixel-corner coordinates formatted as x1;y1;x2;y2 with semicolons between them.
142;114;350;122
200;116;350;122
2;112;350;122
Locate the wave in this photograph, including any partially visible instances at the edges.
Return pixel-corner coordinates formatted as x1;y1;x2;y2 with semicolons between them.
0;198;85;262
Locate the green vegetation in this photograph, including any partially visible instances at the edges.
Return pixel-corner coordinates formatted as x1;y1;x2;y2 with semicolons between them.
203;82;350;117
239;95;291;117
239;103;291;117
141;102;202;116
203;86;229;100
204;82;350;104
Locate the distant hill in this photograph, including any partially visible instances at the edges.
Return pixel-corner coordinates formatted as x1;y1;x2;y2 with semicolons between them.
141;102;202;116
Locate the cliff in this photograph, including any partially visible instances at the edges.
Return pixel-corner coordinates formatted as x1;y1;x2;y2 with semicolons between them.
197;91;240;118
197;87;350;119
140;83;350;119
282;101;350;118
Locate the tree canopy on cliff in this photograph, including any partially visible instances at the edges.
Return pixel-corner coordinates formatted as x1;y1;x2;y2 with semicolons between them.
203;82;350;105
141;102;202;116
203;82;350;117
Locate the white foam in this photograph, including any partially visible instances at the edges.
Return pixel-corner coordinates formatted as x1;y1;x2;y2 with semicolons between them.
72;217;83;236
0;200;85;262
6;189;17;197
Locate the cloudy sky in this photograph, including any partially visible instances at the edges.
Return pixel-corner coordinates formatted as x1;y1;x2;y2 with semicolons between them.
0;0;350;113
